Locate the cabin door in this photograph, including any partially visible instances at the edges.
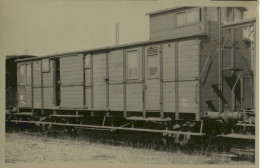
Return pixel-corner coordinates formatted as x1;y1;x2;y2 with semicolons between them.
145;45;160;111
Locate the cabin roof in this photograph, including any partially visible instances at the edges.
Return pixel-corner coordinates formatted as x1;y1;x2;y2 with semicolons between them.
15;31;206;63
146;6;247;16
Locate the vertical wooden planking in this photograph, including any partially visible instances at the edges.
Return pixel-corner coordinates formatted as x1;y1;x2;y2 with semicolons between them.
33;88;42;109
108;49;124;112
175;42;179;120
160;44;163;118
178;40;200;80
42;60;54;108
31;62;34;113
106;51;109;115
126;83;143;111
93;52;107;110
108;50;124;83
146;80;160;110
17;87;26;107
163;42;175;80
33;61;42;87
40;60;43;113
178;81;199;113
84;53;93;110
83;55;86;107
60;54;84;108
142;46;146;118
42;60;54;87
125;47;143;113
25;86;32;107
43;87;54;109
145;44;160;111
123;49;127;117
163;82;175;112
162;42;175;114
60;54;84;85
85;87;92;109
109;84;124;111
60;86;83;108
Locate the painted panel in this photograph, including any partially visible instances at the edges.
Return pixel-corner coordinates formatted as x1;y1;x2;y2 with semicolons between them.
60;54;84;85
146;79;160;110
85;86;92;110
178;40;199;80
42;60;54;87
178;81;198;113
33;87;42;109
60;86;83;108
163;42;175;80
93;83;106;110
109;84;123;111
84;69;92;86
93;52;107;110
25;86;32;107
126;47;143;81
163;82;175;112
32;60;41;87
18;87;26;107
93;53;106;83
43;87;54;109
126;83;142;111
109;50;123;83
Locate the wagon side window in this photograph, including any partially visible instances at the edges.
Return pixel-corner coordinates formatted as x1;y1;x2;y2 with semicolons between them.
42;59;50;72
176;12;186;26
19;64;25;85
176;8;201;26
127;51;138;80
147;47;159;79
26;64;31;85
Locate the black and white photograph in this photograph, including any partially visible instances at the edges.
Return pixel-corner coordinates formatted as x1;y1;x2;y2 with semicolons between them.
1;0;258;167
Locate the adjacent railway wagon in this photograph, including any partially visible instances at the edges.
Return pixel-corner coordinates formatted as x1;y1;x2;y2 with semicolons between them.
8;7;256;144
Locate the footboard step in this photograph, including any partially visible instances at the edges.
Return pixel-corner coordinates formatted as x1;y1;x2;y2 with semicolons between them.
221;133;255;140
12;112;33;116
50;114;83;118
126;116;171;122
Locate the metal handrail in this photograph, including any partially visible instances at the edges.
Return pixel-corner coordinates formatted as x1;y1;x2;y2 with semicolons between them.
231;73;252;111
200;52;211;79
5;87;12;93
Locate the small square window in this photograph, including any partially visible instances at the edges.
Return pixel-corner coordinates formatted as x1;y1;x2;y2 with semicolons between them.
176;12;186;26
42;59;50;72
148;54;159;78
176;8;201;27
186;9;200;23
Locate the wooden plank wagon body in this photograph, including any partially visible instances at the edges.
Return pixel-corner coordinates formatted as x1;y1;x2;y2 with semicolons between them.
15;6;253;124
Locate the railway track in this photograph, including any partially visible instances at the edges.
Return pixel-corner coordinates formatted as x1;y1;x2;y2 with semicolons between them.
5;119;255;162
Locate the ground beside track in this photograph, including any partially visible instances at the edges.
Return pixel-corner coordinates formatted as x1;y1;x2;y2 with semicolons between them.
5;132;254;164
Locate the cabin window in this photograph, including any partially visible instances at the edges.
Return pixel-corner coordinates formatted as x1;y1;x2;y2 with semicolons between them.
147;47;159;78
176;12;186;26
176;8;201;26
127;51;138;80
42;59;50;72
19;64;25;85
84;54;91;69
26;64;31;85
